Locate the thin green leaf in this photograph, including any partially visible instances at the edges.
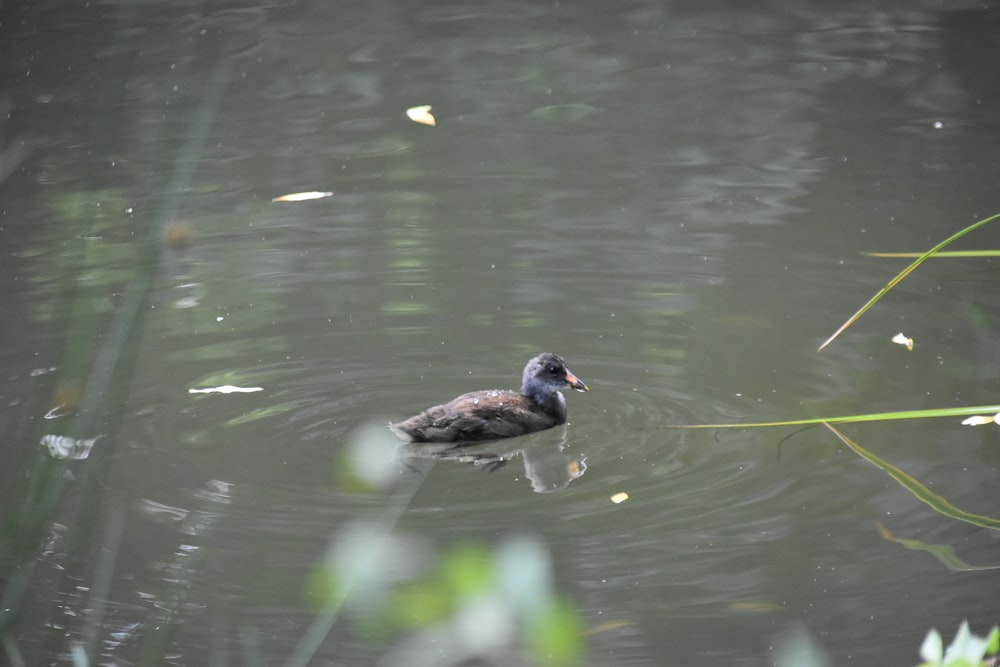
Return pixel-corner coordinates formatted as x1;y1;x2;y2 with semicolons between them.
818;212;1000;351
876;523;1000;572
662;404;1000;429
823;423;1000;530
985;626;999;656
864;250;1000;258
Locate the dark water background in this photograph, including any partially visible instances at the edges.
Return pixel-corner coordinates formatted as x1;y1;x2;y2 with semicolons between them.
2;1;1000;665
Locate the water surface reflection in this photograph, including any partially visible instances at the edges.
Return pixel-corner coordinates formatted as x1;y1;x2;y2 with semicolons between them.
2;1;999;665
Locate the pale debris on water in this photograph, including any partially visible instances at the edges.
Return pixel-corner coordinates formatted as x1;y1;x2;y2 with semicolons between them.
610;492;629;504
960;412;1000;426
406;105;436;126
891;332;914;351
41;434;99;460
189;385;263;394
44;403;73;420
271;191;334;202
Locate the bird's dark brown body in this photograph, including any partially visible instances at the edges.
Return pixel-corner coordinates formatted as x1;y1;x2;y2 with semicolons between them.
390;353;588;443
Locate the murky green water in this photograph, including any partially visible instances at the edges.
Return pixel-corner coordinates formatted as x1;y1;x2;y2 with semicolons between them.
2;2;999;665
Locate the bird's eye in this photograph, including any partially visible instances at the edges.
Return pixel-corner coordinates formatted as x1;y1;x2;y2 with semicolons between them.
547;365;558;374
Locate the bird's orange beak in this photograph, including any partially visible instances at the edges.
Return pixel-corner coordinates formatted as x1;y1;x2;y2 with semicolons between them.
564;369;589;392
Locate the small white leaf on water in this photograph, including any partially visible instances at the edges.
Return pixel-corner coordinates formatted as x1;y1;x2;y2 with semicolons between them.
271;191;334;202
891;332;913;351
960;415;995;426
406;105;436;126
188;385;263;394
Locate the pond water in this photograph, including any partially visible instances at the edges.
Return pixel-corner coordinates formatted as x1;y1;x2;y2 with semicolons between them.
2;1;999;665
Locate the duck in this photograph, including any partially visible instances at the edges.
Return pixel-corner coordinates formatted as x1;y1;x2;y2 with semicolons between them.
389;352;589;443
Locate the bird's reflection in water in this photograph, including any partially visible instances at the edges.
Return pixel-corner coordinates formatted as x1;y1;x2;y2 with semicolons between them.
400;426;586;493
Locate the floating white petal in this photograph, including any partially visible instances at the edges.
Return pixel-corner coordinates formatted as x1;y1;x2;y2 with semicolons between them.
891;332;914;351
189;385;263;394
271;191;334;202
406;105;436;126
960;415;995;426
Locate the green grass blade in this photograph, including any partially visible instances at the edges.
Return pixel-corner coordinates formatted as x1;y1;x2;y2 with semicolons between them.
818;212;1000;351
823;423;1000;530
662;404;1000;429
876;523;1000;571
864;250;1000;258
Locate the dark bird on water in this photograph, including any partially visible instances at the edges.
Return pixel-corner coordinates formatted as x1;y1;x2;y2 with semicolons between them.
389;352;589;443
